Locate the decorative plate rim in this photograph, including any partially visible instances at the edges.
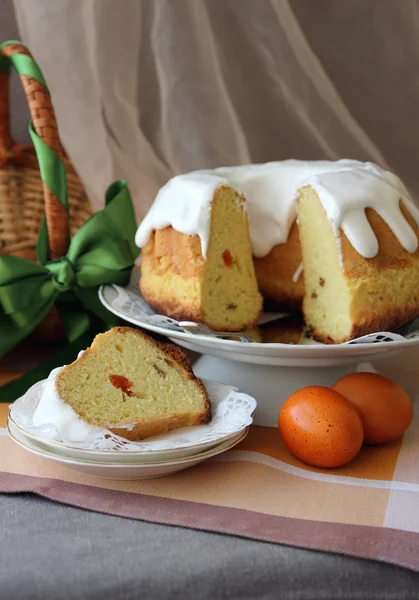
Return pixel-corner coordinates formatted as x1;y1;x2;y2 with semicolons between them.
98;283;419;354
8;409;247;457
7;421;248;468
9;379;256;455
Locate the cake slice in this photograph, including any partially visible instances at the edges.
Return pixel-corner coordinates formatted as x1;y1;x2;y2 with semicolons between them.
55;327;211;440
137;176;263;331
297;170;419;344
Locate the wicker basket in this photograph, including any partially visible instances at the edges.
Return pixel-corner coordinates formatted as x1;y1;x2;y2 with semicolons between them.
0;42;93;341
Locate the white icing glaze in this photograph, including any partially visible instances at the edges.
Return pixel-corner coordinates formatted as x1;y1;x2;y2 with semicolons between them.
292;263;303;283
210;160;365;257
135;172;231;257
305;164;419;259
135;159;419;260
33;366;104;443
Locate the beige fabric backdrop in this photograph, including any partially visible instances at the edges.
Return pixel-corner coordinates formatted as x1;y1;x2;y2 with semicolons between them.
8;0;419;219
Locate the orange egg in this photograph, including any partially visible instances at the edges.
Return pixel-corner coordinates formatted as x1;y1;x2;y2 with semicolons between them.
332;372;413;445
278;386;364;468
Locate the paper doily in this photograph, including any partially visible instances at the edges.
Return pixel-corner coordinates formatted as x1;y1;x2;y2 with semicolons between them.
105;285;419;345
10;379;256;453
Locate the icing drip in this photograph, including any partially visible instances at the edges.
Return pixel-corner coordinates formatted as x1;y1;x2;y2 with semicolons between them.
135;160;419;260
306;165;419;260
210;159;363;257
135;172;230;258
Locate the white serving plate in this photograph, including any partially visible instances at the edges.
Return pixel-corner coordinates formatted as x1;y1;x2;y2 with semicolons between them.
7;420;248;480
99;284;419;367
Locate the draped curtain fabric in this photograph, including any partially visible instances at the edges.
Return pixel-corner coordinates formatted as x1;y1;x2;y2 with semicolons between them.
8;0;419;219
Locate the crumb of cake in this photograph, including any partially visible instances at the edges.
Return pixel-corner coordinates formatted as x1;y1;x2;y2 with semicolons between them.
109;375;133;396
319;277;325;287
222;249;233;267
153;364;166;377
311;291;318;299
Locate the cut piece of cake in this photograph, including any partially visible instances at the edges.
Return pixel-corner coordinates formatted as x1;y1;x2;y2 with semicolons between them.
297;168;419;343
137;175;263;331
55;327;211;440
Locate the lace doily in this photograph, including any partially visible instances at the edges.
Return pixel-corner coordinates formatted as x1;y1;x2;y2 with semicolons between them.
102;285;419;345
10;380;256;453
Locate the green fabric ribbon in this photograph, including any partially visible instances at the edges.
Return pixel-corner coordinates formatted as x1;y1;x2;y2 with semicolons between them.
0;40;47;86
0;180;139;402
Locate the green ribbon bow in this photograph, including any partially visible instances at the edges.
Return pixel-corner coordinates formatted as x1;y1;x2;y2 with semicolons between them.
0;41;139;402
0;179;138;355
0;180;139;401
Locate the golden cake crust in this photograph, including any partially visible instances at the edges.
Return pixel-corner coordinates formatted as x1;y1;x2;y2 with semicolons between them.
56;327;212;440
146;226;205;279
140;228;204;322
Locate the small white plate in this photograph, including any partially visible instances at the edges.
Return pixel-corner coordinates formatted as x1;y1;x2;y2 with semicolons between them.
8;414;245;465
7;420;248;480
9;379;256;463
99;283;419;367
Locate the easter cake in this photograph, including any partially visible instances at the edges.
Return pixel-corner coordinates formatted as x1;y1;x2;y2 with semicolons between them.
135;160;419;343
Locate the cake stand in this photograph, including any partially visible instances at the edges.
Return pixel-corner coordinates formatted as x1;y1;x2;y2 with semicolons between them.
99;284;419;427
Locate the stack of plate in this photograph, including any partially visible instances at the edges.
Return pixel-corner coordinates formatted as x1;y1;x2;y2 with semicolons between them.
7;379;256;480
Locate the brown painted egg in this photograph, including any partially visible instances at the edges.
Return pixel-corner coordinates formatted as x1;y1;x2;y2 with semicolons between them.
278;386;364;468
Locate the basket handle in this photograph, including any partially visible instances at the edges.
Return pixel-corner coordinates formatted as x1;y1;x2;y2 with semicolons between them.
0;41;69;259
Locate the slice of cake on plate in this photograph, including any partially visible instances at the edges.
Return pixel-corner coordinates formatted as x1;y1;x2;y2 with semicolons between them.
297;165;419;343
51;327;211;440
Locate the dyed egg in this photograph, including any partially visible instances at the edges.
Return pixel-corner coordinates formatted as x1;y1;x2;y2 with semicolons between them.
278;386;364;468
332;372;413;445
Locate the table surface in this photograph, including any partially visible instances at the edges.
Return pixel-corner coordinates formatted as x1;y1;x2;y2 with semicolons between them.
2;344;419;600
